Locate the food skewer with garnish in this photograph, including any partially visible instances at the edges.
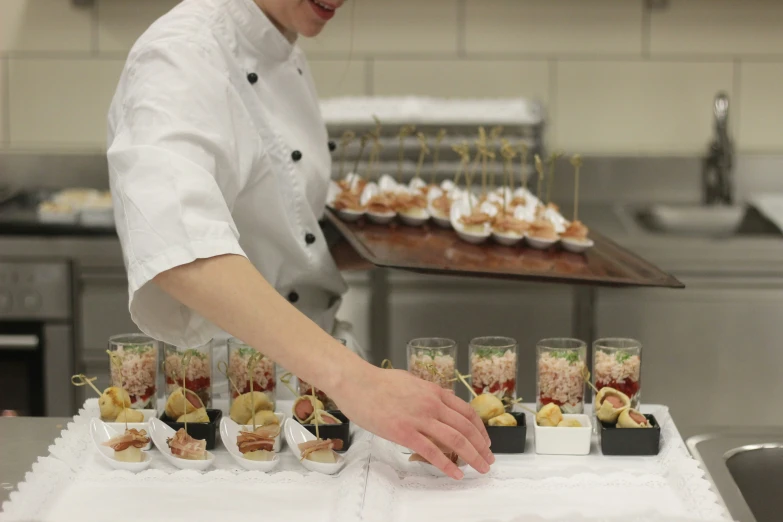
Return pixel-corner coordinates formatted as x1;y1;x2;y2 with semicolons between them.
525;154;560;249
450;132;494;244
361;132;398;224
70;373;139;422
541;151;568;234
396;132;430;226
486;126;504;195
336;130;364;193
491;141;528;246
165;353;209;461
427;142;470;228
233;353;279;461
560;154;594;252
328;131;368;221
582;367;631;424
281;372;343;428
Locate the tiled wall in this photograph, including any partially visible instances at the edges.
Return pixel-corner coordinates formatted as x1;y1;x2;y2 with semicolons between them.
1;0;782;154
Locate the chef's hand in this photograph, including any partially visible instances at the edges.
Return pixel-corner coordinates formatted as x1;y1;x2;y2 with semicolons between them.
332;365;494;479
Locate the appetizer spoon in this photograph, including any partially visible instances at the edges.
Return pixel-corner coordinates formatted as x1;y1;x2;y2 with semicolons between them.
220;417;280;472
148;418;215;471
283;418;345;475
560;237;595;253
106;409;156;450
89;418;151;472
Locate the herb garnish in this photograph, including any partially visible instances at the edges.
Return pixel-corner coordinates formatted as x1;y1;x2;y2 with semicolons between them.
474;347;507;359
551;350;580;364
615;351;631;364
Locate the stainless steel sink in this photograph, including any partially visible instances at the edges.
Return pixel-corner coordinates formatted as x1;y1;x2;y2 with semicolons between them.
616;203;781;238
688;428;783;522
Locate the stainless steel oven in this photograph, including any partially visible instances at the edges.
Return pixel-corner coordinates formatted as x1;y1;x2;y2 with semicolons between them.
0;261;74;416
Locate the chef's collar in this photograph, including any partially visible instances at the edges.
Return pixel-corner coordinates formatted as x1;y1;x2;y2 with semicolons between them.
228;0;296;62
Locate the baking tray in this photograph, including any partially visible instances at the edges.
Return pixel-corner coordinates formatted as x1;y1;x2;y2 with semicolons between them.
326;211;683;289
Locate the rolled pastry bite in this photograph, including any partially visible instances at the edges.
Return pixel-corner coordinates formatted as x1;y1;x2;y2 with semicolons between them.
557;418;583;428
237;424;280;461
487;412;517;427
176;407;210;423
99;387;131;421
114;407;144;423
617;408;652;429
230;391;274;424
561;220;589;240
102;428;150;462
298;438;343;463
594;387;631;423
527;218;559;240
164;387;204;420
292;395;324;424
167;428;208;460
470;394;505;424
312;410;342;425
535;403;563;427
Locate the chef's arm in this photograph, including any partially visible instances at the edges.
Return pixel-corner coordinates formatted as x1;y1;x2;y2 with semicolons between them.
153;254;494;478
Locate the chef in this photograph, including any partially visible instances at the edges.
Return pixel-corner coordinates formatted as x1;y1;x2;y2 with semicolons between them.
106;0;493;479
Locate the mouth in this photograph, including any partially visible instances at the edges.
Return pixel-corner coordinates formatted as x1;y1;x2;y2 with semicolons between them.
307;0;338;21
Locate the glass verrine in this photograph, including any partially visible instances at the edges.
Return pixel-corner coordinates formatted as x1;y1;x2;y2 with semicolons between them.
469;336;518;408
536;338;587;414
163;340;213;408
593;338;642;409
108;333;159;409
407;337;458;391
295;337;345;410
227;338;276;410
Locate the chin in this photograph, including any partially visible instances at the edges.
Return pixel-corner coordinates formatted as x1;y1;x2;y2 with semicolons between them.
297;21;327;38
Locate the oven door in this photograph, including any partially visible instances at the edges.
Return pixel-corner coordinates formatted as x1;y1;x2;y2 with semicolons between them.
0;323;44;416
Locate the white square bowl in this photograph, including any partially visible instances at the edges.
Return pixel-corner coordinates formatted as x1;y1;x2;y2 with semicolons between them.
534;414;592;455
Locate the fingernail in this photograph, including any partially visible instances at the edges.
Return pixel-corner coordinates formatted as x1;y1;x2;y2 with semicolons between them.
487;452;495;465
454;469;464;480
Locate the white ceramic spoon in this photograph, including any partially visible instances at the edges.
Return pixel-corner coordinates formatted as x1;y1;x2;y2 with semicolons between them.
283;418;345;475
148;418;214;471
89;418;151;472
219;417;280;472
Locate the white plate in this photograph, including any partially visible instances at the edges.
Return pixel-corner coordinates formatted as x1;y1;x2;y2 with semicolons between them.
399;210;429;227
219;417;281;472
283;418;345;475
492;230;524;246
89;418;151;472
335;208;364;222
431;215;451;228
148;418;214;470
534;414;592;455
106;409;156;450
525;235;559;250
561;237;594;253
456;229;490;244
366;211;396;224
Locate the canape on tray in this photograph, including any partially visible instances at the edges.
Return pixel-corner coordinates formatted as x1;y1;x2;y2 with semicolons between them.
164;342;213;409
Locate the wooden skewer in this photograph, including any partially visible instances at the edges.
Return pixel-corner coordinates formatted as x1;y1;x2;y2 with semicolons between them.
534;154;544;213
338;131;355;178
217;361;242;399
430;129;447;186
488;126;503;193
70;374;102;397
582;366;599;394
455;371;478;399
279;372;299;397
500;140;517;214
248;352;263;431
106;350;130;431
397;125;416;184
415;132;430;182
546;151;563;206
352;135;369;178
519;143;530;191
570;154;583;222
451;142;470;187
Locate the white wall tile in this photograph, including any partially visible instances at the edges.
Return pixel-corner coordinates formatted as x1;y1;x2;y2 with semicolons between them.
651;0;783;56
738;63;783;153
465;0;643;56
97;0;181;53
0;0;92;53
554;61;733;154
309;59;367;98
8;59;125;149
299;0;459;55
373;60;550;100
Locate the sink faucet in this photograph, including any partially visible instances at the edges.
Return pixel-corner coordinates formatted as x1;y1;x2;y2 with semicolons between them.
702;92;733;205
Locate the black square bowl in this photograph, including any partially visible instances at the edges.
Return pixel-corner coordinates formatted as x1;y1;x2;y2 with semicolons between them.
160;409;222;450
301;410;351;451
485;412;527;454
600;414;661;456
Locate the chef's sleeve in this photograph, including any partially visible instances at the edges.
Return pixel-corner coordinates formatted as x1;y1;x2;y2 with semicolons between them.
107;40;250;349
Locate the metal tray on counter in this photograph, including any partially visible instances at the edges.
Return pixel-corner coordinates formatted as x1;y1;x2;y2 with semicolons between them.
326;210;684;289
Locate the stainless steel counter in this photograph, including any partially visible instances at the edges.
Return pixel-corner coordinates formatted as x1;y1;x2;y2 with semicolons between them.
0;417;69;505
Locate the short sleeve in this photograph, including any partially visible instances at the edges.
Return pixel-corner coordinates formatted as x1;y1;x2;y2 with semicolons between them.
107;39;249;348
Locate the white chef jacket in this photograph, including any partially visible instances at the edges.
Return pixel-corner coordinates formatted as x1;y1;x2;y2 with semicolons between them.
106;0;349;350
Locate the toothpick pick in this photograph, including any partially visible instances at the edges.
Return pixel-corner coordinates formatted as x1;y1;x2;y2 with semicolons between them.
430;129;447;186
70;374;102;397
380;359;394;370
520;143;530;191
582;366;599;394
279;372;299;398
546;151;563;206
217;360;242;399
571;154;583;222
534;154;544;211
338;131;355;178
415;132;430;182
352;135;368;178
106;350;129;431
488;126;503;194
248;352;262;431
455;371;478;398
397;125;416;184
